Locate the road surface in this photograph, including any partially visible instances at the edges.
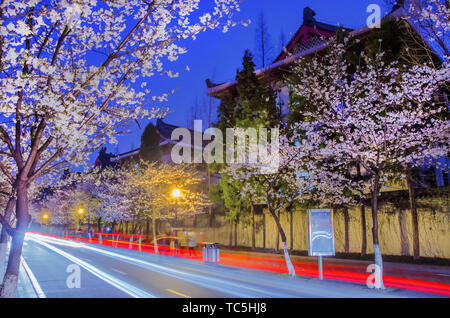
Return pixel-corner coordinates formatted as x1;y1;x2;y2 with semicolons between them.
20;233;445;298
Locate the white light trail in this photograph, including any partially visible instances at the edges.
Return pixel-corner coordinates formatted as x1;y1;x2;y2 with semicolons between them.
21;256;46;298
26;233;155;298
27;233;276;297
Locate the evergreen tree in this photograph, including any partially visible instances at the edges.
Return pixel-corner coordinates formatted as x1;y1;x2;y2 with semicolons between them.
213;50;280;250
216;50;279;131
139;123;161;163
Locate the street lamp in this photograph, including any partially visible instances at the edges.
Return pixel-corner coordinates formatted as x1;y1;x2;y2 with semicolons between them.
171;188;182;255
42;213;49;232
171;188;182;198
77;208;84;232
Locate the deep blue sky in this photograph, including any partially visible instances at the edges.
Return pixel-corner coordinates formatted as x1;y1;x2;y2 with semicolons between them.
103;0;391;157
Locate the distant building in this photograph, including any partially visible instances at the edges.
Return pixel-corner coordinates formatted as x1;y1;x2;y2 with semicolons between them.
206;5;449;189
207;6;353;117
95;118;220;191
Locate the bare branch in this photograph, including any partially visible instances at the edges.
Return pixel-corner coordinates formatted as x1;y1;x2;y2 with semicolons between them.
0;162;14;184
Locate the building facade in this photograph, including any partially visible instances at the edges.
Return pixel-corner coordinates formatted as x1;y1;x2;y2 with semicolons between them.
206;5;450;189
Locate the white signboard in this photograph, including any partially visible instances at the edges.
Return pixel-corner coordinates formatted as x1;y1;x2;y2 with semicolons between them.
308;209;335;257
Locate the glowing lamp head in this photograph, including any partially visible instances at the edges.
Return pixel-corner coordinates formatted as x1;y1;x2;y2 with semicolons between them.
78;208;84;214
171;188;182;198
43;213;48;219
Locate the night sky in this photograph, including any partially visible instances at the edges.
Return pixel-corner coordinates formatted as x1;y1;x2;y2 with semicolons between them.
102;0;390;159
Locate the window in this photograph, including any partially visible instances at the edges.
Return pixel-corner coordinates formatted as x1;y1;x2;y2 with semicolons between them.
276;86;290;116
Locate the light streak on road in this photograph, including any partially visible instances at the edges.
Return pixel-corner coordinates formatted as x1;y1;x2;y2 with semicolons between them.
26;232;450;297
20;256;46;298
111;268;127;275
167;289;190;298
26;233;155;298
26;233;286;298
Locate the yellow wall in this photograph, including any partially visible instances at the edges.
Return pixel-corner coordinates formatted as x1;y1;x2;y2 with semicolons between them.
184;194;450;259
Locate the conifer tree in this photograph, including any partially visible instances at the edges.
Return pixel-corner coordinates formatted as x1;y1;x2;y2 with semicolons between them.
213;50;281;253
139;123;161;163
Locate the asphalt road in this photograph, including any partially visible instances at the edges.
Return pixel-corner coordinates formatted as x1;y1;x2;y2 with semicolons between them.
21;233;442;298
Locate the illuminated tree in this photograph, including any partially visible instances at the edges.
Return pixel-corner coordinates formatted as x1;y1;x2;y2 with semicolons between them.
287;32;449;288
125;161;210;252
0;0;244;296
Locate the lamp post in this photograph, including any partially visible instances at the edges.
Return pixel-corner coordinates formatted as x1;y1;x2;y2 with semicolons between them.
42;213;49;232
78;208;84;233
171;188;182;255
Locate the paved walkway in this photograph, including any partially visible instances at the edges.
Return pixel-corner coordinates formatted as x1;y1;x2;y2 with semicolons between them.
2;241;40;298
14;259;39;298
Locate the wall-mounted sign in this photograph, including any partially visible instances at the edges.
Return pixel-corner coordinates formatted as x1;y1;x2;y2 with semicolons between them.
308;209;335;257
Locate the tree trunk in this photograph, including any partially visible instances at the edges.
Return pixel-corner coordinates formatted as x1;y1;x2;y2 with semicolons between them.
370;172;384;289
1;184;30;298
360;204;367;256
357;164;367;256
267;199;295;277
398;208;410;256
133;221;138;235
289;208;293;252
234;222;237;248
152;215;158;254
262;213;266;249
343;207;350;254
228;220;232;248
97;217;102;233
209;206;214;227
251;205;255;250
406;169;420;260
0;197;16;278
275;210;280;253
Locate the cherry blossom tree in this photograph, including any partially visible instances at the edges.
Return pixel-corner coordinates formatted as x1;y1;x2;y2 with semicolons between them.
223;134;311;277
88;168;135;231
0;0;243;297
1;176;51;270
29;186;80;232
405;0;449;63
29;167;134;238
384;0;448;62
287;34;449;288
125;161;210;253
0;178;15;276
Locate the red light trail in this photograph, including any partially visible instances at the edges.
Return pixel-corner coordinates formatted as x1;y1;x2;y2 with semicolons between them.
29;232;450;296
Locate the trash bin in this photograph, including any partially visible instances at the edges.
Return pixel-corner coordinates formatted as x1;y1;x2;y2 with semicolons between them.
202;242;220;263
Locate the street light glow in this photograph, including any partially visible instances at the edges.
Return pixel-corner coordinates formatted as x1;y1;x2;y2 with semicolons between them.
42;213;48;219
78;208;84;214
171;188;182;198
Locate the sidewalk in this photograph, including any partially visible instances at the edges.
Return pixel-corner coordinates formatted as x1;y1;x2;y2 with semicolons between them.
2;242;42;298
14;259;39;298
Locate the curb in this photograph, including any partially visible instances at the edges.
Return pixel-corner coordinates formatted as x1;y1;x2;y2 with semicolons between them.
15;257;46;298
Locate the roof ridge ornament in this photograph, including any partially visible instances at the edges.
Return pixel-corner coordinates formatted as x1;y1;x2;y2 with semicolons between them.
303;7;316;26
